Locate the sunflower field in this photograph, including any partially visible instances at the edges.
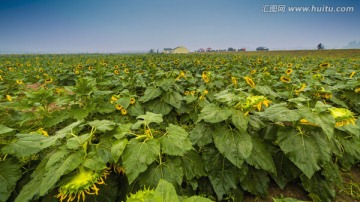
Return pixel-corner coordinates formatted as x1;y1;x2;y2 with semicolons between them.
0;50;359;202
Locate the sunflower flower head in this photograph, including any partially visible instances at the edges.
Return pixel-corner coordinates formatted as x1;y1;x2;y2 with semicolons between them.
115;104;123;110
110;95;119;104
313;89;332;99
349;71;356;78
37;128;49;137
240;95;271;112
6;95;12;102
121;108;127;115
295;83;307;95
44;78;53;84
130;98;136;105
243;76;255;88
299;119;318;127
280;76;291;83
202;71;210;83
355;87;360;93
16;80;24;85
328;107;356;127
56;168;110;202
231;76;237;87
285;68;293;75
319;63;330;68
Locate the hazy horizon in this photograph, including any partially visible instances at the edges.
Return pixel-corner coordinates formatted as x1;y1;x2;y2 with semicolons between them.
1;0;360;54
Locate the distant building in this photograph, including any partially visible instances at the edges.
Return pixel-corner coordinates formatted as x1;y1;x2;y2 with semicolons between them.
198;48;205;52
163;48;173;54
173;46;189;54
163;46;189;54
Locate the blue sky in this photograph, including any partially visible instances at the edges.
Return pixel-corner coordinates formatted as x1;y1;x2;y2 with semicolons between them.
0;0;359;53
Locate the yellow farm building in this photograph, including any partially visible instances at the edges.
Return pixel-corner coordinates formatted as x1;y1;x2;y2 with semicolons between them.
163;46;189;54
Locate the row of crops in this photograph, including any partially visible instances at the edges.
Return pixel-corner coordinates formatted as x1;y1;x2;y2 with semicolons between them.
0;51;359;202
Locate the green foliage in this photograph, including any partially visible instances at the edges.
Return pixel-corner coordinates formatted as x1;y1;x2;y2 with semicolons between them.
1;53;359;201
0;158;22;202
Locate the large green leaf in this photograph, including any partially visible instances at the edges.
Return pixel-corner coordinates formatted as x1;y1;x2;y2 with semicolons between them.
69;104;94;120
202;146;245;200
39;150;85;195
0;158;22;202
231;109;249;133
276;127;331;179
122;138;160;184
181;150;207;180
297;107;335;139
301;173;335;202
3;132;68;158
0;125;16;136
43;111;70;128
14;155;49;202
88;119;116;132
240;168;269;197
245;136;276;174
111;138;128;163
271;151;301;189
160;124;192;156
132;112;163;130
188;122;214;146
83;150;108;170
15;150;84;202
139;86;163;102
257;103;300;122
116;96;131;109
213;125;252;168
139;156;183;188
112;123;132;139
163;91;183;109
148;99;173;116
197;103;233;123
153;179;180;202
255;85;280;97
66;133;91;150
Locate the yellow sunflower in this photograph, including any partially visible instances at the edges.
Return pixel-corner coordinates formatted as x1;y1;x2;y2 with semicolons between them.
349;71;356;78
6;95;12;102
319;63;330;68
115;104;123;110
130;98;136;105
355;87;360;93
231;76;237;87
56;168;110;202
243;76;255;88
121;108;127;115
44;78;53;84
328;107;356;127
285;68;293;75
280;76;291;83
299;119;318;127
16;80;24;85
124;68;129;74
238;95;271;112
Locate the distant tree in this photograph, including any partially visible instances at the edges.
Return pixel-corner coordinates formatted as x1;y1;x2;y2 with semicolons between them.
317;43;324;50
227;47;236;52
